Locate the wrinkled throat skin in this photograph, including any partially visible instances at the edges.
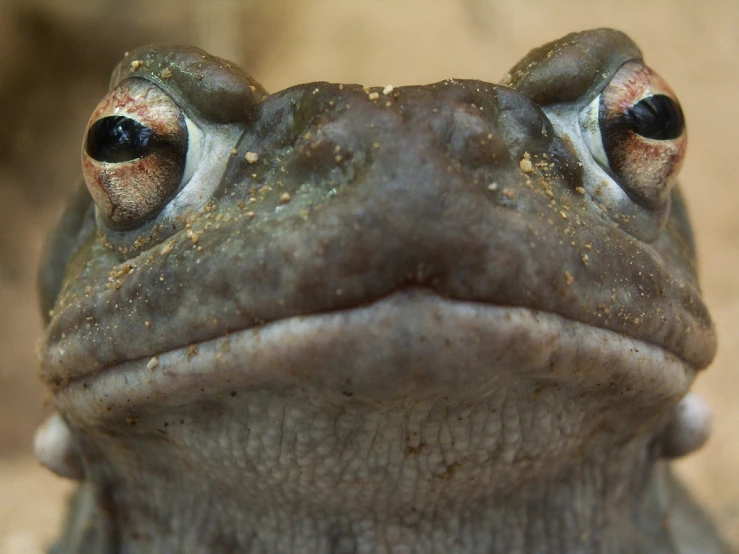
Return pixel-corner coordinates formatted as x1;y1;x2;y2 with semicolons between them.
35;29;728;554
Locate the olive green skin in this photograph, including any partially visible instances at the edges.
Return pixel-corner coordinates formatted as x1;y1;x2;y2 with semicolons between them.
38;29;724;554
40;31;712;384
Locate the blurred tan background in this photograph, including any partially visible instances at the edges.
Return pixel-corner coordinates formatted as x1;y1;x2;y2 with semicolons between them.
0;0;736;551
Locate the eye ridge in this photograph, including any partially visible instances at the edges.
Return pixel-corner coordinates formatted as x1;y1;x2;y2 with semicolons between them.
622;94;685;141
86;116;174;163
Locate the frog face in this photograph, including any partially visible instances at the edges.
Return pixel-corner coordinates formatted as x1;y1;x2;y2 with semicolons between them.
36;29;718;554
39;29;712;391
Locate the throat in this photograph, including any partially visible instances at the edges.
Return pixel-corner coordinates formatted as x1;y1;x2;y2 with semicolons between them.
65;384;678;553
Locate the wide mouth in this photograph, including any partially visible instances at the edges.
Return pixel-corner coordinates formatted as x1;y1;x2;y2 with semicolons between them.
51;289;695;421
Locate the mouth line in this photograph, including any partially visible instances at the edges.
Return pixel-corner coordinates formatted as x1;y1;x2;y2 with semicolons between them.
50;288;694;419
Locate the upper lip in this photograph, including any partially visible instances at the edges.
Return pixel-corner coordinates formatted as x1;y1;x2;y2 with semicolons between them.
47;289;696;416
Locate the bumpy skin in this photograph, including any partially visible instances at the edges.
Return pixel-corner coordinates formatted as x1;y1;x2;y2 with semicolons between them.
37;30;727;553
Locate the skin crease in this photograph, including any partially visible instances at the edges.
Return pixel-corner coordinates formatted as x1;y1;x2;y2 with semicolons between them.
35;29;729;553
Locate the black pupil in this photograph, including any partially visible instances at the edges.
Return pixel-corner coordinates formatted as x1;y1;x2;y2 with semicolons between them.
624;94;684;140
86;116;156;163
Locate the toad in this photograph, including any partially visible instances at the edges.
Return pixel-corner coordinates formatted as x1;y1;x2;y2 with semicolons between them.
35;29;728;553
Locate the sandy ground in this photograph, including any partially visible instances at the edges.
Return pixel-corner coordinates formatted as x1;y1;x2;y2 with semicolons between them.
0;0;737;551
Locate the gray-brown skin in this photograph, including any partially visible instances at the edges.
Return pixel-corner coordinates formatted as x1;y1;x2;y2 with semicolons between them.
36;29;727;553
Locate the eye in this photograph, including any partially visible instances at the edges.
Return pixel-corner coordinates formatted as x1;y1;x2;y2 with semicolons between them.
82;79;203;229
621;95;684;141
579;61;687;208
86;116;157;163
